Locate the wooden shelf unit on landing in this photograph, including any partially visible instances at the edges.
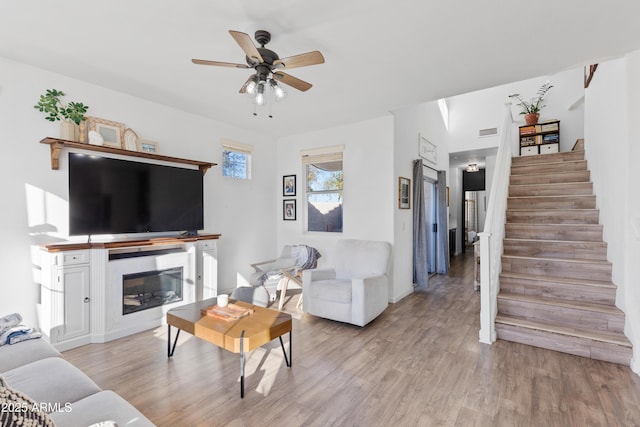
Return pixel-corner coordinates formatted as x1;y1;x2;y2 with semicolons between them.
40;137;216;175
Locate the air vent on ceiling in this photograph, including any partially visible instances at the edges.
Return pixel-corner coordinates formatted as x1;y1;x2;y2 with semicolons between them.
478;127;498;138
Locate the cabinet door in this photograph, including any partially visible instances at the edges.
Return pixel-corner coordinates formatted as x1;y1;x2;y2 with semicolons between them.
57;265;90;341
201;250;218;299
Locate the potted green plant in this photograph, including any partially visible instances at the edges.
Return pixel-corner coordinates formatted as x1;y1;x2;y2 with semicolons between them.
34;89;89;141
508;82;553;125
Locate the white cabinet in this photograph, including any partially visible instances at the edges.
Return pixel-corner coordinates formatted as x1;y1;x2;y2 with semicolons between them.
40;250;91;350
197;240;218;300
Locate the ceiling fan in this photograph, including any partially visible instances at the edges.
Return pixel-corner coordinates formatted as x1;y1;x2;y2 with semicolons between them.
192;30;325;106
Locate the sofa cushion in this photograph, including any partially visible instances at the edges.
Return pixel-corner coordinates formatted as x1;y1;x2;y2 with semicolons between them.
3;357;101;411
0;339;61;373
50;390;155;427
308;279;352;303
0;376;55;427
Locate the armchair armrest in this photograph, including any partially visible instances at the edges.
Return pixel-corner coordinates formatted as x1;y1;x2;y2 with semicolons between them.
351;274;389;327
302;268;336;288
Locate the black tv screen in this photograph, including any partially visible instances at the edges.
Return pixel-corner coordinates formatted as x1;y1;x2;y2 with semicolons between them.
69;153;204;236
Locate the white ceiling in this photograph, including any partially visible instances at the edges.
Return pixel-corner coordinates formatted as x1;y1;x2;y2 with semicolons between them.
2;1;640;138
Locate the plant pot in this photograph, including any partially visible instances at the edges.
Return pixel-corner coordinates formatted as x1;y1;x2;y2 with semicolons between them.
524;113;539;125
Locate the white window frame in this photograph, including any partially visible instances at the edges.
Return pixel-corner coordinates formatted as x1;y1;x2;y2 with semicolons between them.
221;139;253;179
302;145;344;233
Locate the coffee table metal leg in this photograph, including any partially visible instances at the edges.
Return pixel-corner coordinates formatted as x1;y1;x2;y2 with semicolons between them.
279;331;292;367
240;329;245;398
167;325;180;358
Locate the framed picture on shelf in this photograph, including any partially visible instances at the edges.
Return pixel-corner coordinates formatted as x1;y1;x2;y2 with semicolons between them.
418;134;437;165
122;128;139;151
398;177;410;209
87;117;125;149
283;199;296;221
283;175;296;197
139;140;159;153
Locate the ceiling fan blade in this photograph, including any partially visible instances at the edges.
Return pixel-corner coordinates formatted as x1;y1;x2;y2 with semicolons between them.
273;51;325;70
273;72;313;92
229;30;264;63
192;59;250;69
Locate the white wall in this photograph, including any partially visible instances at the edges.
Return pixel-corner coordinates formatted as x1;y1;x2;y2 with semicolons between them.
447;67;586;156
393;101;449;298
584;53;640;373
276;116;395;294
0;57;277;326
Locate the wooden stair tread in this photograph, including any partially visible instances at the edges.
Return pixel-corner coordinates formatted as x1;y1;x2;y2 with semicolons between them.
502;254;611;265
508;194;595;200
498;292;622;314
503;237;606;245
495;314;631;347
512;159;586;168
506;208;599;213
500;271;615;288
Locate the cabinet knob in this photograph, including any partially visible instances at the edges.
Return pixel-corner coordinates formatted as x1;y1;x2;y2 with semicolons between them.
84;297;90;303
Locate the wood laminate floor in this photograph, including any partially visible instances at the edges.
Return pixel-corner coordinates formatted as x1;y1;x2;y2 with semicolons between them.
63;252;640;426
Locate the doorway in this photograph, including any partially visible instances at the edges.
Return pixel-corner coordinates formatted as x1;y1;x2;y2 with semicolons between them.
424;179;437;275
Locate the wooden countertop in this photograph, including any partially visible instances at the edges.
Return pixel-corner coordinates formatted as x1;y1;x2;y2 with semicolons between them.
44;233;221;252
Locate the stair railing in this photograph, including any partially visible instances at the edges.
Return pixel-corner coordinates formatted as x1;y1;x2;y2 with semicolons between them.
478;103;514;344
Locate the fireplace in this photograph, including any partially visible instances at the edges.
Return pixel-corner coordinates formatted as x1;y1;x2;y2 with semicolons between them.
122;267;184;315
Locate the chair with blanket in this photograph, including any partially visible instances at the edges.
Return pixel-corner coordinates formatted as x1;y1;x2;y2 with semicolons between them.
302;239;392;327
249;244;321;310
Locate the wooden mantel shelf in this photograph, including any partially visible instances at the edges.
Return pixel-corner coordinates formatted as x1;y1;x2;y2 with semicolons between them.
40;137;217;175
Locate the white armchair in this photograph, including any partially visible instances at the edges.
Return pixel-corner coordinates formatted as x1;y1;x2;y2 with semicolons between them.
302;239;392;326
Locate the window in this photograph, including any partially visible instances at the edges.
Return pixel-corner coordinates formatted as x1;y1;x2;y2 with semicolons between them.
221;140;252;179
303;146;344;232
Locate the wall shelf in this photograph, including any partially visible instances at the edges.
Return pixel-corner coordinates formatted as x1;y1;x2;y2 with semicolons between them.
40;137;216;175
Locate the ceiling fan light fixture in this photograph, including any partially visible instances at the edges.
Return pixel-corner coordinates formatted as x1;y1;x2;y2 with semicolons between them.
254;82;266;106
245;75;259;96
270;79;287;102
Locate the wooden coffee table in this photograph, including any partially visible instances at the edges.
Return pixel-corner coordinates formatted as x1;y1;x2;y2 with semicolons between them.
166;298;292;398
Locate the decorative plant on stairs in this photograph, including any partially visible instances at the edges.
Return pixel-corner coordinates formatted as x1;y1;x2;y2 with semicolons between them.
508;82;553;125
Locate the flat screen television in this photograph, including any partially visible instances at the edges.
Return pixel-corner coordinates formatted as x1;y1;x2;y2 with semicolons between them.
69;153;204;236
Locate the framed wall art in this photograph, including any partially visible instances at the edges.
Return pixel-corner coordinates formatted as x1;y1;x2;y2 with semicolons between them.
139;140;159;153
418;134;437;165
283;199;296;221
122;128;139;151
398;177;411;209
283;175;296;197
87;117;126;149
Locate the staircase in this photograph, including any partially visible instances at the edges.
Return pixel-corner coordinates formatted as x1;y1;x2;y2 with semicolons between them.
495;149;632;365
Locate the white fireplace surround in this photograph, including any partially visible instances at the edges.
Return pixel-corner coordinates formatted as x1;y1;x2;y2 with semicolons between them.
38;236;219;351
99;245;196;342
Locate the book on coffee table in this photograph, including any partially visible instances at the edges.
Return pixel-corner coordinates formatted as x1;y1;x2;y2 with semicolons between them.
201;303;254;321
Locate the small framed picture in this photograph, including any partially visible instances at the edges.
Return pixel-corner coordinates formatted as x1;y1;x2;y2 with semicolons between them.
122;128;139;151
283;199;296;221
283;175;296;197
139;140;159;153
398;177;411;209
87;117;125;149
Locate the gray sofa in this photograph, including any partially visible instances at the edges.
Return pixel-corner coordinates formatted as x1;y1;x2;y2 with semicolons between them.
0;338;154;426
